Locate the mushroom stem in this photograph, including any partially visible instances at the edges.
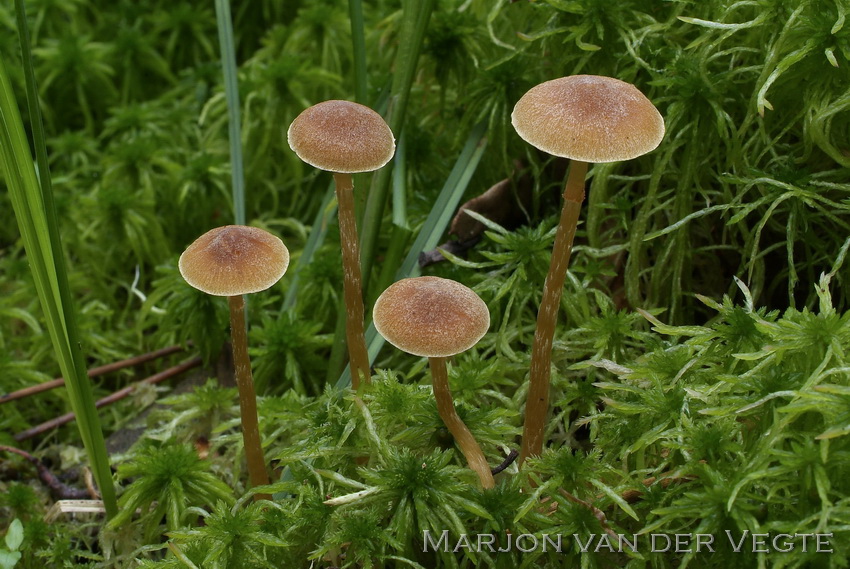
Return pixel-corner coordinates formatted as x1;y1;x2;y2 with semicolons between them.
429;357;495;489
333;172;372;389
520;159;588;466
228;294;271;498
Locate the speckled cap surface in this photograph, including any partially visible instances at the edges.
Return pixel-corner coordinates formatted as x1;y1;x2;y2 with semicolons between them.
511;75;664;163
288;100;395;173
179;225;290;296
373;277;490;358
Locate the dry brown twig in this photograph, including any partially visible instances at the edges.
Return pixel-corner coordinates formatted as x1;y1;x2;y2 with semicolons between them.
0;344;186;405
14;356;202;441
0;445;96;500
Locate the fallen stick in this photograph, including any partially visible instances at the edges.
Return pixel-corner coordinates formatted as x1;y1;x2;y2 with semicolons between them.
0;445;93;500
14;356;203;441
0;344;186;405
491;449;519;475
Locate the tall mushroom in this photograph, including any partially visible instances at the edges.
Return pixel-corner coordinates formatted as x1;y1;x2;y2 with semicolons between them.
179;225;290;494
373;276;495;489
288;100;395;390
511;75;664;464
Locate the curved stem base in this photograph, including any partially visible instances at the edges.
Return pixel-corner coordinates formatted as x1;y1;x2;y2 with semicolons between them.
430;357;495;489
520;160;588;466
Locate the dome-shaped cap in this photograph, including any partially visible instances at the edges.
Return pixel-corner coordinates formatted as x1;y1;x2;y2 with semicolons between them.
179;225;290;296
373;277;490;358
287;100;395;174
511;75;664;163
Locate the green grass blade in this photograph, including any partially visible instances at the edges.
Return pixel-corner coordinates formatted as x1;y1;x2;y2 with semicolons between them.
348;0;368;104
215;0;245;226
0;49;117;516
392;121;488;281
14;1;50;211
282;185;337;312
391;132;408;229
335;121;488;390
358;0;436;292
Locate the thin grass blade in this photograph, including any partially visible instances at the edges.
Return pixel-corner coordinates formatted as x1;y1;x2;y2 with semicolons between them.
214;0;245;226
0;49;117;516
358;0;436;290
391;132;408;230
282;185;337;312
348;0;368;104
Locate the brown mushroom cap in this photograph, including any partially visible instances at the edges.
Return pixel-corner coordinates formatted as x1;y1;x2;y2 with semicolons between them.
179;225;290;296
373;277;490;358
511;75;664;163
287;100;395;173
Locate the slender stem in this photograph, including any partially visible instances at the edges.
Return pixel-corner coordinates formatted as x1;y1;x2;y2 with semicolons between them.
520;160;588;466
430;357;495;489
228;295;270;497
334;172;372;389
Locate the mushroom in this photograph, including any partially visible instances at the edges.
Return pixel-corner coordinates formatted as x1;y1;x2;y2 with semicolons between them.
373;276;495;489
179;225;290;494
288;100;395;390
511;75;664;464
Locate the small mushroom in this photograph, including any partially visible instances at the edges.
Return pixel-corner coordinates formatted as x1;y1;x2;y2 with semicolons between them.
373;276;495;489
179;225;290;494
511;75;664;464
288;100;395;389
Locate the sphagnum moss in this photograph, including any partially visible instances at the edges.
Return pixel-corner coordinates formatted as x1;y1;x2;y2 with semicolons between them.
4;0;850;565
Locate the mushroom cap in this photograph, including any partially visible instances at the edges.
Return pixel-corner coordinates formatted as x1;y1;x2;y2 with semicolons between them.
511;75;664;163
287;100;395;173
179;225;290;296
373;276;490;358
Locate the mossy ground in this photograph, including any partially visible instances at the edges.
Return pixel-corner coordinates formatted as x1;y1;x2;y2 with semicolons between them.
1;0;849;567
